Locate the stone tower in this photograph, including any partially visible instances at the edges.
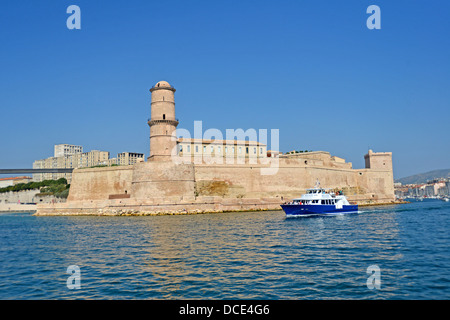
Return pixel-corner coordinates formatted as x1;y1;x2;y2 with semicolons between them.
148;81;179;161
364;149;393;171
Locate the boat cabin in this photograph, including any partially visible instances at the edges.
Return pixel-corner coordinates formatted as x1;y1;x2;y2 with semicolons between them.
306;188;326;194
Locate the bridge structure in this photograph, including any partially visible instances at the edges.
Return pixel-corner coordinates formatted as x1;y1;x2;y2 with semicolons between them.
0;169;74;175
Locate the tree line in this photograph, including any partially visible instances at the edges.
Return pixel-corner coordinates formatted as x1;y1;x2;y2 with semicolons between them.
0;178;70;198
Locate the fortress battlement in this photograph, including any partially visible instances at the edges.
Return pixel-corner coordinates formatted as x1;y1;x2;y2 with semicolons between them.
36;81;395;215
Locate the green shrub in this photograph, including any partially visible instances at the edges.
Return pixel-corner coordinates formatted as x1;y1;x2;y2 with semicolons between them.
0;178;70;194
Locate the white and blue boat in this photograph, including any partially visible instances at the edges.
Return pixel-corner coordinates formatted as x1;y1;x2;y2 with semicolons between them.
281;188;358;217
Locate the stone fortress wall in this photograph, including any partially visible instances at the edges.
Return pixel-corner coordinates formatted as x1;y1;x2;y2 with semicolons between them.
36;81;395;215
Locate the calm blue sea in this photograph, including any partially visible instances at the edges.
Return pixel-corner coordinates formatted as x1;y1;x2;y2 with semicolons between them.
0;200;449;300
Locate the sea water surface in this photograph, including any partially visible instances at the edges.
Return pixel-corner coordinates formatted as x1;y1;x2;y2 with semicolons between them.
0;200;449;299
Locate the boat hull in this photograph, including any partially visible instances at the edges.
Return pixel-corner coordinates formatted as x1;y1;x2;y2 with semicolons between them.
281;204;358;217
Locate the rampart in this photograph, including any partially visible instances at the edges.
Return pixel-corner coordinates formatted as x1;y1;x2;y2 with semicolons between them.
35;81;395;216
36;151;395;216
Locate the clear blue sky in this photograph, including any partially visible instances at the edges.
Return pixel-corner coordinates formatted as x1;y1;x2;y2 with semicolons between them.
0;0;449;179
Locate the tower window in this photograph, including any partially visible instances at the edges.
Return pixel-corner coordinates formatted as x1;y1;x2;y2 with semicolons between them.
163;114;166;120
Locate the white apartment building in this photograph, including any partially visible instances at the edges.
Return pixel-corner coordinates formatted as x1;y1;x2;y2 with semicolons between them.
54;144;83;157
118;152;145;166
33;145;145;183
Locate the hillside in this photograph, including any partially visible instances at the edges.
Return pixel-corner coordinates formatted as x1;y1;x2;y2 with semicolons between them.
395;169;450;185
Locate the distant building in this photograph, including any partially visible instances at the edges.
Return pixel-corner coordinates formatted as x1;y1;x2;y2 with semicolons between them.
177;138;267;162
33;145;145;183
437;181;450;196
395;178;449;198
0;176;32;189
118;152;145;166
54;144;83;158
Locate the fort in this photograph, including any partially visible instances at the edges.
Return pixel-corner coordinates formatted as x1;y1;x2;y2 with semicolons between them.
35;81;395;216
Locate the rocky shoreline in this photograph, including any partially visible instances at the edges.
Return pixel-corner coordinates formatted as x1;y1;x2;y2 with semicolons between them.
31;201;407;216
